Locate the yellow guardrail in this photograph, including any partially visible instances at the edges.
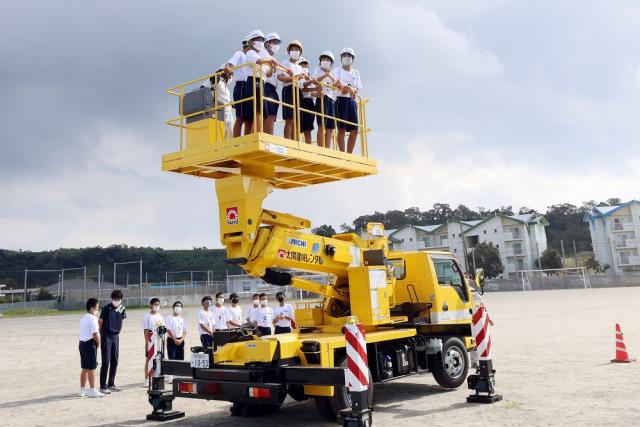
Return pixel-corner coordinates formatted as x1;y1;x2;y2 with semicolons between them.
166;62;371;157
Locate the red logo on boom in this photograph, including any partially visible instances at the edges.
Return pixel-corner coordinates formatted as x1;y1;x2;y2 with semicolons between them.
278;249;286;258
226;207;239;225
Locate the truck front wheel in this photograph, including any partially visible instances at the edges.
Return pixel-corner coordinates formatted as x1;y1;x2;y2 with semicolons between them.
314;356;373;422
430;336;469;389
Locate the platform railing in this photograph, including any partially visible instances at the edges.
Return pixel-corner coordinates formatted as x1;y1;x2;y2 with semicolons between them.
166;62;371;158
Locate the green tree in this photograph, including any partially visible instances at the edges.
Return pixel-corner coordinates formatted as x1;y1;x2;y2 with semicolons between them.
312;224;336;237
36;287;54;301
536;249;563;270
467;243;504;278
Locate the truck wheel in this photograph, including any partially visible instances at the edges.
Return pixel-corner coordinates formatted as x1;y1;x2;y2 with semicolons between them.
314;356;373;422
430;336;468;389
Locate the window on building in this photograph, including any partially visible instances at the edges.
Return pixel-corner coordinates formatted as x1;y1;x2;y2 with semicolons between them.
452;233;456;238
513;242;522;255
483;230;487;234
494;229;497;233
496;244;500;249
454;248;457;252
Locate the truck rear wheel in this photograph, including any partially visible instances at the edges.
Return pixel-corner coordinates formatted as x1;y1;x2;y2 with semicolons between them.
430;336;468;389
314;356;373;422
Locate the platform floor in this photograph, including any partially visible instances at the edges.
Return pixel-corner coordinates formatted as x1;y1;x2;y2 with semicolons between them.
162;133;377;189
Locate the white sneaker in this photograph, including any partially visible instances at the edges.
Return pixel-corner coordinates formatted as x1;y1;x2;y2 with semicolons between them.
143;378;149;388
99;388;111;394
86;389;104;398
78;388;87;397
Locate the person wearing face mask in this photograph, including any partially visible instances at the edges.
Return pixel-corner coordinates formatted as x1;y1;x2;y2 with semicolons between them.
226;293;243;329
298;57;319;144
165;301;187;360
312;51;338;148
98;289;126;394
214;65;235;140
198;296;215;352
224;36;250;138
78;298;104;398
334;47;362;154
248;293;260;326
261;32;284;135
256;293;273;336
279;40;304;139
242;30;279;135
211;293;230;334
143;298;165;387
273;292;296;334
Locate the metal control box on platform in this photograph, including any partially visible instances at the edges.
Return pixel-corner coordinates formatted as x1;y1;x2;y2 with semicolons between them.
348;267;392;325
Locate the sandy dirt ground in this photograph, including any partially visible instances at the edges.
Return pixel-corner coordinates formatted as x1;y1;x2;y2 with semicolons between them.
1;287;640;427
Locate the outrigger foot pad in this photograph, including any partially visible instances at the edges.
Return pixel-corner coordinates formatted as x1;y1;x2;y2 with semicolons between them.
466;394;503;404
146;410;185;421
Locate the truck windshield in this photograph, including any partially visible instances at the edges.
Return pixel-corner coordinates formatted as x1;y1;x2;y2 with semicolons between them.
432;257;468;301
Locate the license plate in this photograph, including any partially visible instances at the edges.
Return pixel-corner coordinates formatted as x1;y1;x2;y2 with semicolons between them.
190;353;209;369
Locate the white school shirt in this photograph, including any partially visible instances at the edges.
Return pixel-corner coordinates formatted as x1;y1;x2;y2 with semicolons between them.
261;49;279;88
197;308;214;335
299;68;316;99
256;306;274;328
248;305;260;323
227;50;248;82
281;60;302;87
165;315;186;338
216;80;234;123
143;312;165;332
312;66;337;100
245;48;271;81
227;305;243;328
79;313;99;342
273;303;295;328
333;67;362;98
211;305;229;330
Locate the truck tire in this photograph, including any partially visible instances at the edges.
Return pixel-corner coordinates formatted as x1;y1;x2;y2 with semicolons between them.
314;356;373;422
430;336;469;389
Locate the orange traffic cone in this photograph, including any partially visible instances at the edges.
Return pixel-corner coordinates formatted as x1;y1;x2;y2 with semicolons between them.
611;323;635;363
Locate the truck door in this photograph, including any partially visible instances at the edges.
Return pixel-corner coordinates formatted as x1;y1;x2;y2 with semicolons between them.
429;256;473;324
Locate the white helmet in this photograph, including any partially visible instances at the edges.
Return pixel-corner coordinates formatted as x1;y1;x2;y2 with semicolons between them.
297;56;309;65
247;29;265;41
265;32;281;43
319;50;335;63
340;47;355;58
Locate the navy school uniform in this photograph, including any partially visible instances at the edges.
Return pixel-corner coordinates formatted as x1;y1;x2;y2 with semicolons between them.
241;76;263;121
232;81;245;119
300;96;316;132
315;96;336;129
335;97;359;131
99;303;126;389
263;82;279;118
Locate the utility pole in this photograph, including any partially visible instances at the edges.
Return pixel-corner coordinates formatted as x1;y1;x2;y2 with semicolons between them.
139;259;143;306
573;240;579;267
83;266;87;302
536;241;542;269
98;264;102;300
560;240;566;268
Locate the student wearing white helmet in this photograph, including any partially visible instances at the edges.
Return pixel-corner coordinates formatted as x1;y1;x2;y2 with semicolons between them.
242;30;278;134
215;64;235;140
224;36;251;138
334;47;362;153
279;40;304;140
312;51;338;148
261;32;284;135
297;57;318;144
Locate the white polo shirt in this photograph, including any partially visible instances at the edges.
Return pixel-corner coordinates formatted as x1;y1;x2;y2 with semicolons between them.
256;306;274;328
143;312;165;332
312;67;337;100
261;49;279;88
79;313;99;342
197;308;214;335
248;305;260;323
281;60;302;87
245;48;271;81
216;80;233;123
227;50;248;82
273;304;295;328
211;305;229;330
299;68;316;99
333;67;362;98
227;305;243;328
165;315;186;338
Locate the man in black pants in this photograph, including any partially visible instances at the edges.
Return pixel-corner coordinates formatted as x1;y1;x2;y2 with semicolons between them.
98;289;126;394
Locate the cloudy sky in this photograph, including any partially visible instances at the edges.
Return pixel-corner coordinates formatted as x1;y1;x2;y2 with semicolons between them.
2;0;639;250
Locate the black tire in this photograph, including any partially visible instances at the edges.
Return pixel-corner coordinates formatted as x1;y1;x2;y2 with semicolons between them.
314;356;373;422
430;336;469;389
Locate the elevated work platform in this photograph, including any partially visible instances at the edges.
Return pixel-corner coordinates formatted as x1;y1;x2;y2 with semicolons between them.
162;131;377;189
163;65;375;189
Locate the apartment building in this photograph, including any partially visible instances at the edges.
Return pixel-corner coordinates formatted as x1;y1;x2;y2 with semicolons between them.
584;200;640;273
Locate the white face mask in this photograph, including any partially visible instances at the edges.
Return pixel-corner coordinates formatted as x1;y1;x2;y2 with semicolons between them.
217;298;224;305
174;306;182;314
253;299;259;306
341;56;353;66
253;40;264;51
269;43;280;54
112;300;121;308
320;60;332;71
289;50;300;60
260;300;267;307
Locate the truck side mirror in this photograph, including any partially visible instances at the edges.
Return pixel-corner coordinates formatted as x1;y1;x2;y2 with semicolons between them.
475;268;485;289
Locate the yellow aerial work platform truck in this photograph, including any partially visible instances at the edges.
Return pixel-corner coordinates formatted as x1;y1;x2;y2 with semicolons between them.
147;64;484;423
